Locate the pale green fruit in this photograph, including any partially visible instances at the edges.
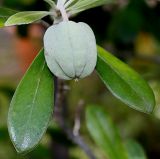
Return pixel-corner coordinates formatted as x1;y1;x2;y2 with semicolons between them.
44;21;97;80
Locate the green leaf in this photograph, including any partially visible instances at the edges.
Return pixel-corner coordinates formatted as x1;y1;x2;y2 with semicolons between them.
5;11;50;26
64;0;78;8
44;0;56;8
96;46;155;113
65;0;115;15
86;105;148;159
8;49;54;153
125;140;147;159
0;7;17;28
86;105;128;159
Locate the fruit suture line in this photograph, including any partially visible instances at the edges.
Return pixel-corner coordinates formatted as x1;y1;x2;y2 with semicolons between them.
43;1;97;81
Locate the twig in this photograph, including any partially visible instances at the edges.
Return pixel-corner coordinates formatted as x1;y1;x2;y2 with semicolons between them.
73;100;85;136
54;78;97;159
40;20;50;28
40;19;96;159
64;127;97;159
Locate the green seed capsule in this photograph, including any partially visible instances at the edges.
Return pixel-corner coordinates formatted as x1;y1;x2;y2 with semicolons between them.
43;21;97;80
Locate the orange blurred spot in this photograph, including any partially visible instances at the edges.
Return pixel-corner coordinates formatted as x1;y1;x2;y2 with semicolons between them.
15;24;44;74
135;32;157;56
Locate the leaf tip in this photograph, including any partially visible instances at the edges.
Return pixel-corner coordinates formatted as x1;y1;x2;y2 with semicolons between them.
4;18;12;26
14;144;34;155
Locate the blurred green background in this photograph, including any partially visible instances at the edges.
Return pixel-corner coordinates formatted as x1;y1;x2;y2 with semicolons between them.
0;0;160;158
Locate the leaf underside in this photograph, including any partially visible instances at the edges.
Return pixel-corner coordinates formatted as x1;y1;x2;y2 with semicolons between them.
5;11;50;26
0;7;17;28
66;0;115;15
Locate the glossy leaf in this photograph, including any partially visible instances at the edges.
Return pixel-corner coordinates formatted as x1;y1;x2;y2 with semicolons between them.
96;46;155;113
8;49;54;153
5;11;50;26
0;7;17;28
125;140;147;159
65;0;115;15
86;105;128;159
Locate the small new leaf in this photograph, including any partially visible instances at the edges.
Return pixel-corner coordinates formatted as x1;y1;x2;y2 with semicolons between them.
65;0;79;8
96;46;155;113
65;0;115;15
44;0;56;8
0;7;17;28
5;11;50;26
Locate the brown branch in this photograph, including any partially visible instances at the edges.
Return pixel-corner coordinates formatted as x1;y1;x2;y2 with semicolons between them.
40;20;50;28
54;78;97;159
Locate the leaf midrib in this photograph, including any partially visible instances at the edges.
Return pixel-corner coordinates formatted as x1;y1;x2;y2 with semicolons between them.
22;61;46;144
97;54;149;110
6;11;49;24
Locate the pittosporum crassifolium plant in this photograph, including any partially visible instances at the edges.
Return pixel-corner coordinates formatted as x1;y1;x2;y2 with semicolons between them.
0;0;155;158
